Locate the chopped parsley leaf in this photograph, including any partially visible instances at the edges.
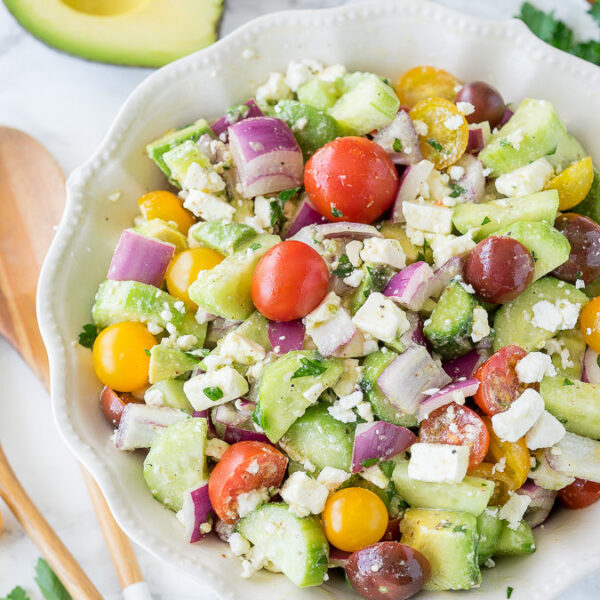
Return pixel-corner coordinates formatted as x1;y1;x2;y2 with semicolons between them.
506;586;514;599
392;138;403;153
367;266;391;291
379;460;395;479
333;254;354;278
270;198;285;228
360;458;379;469
203;387;224;401
35;558;72;600
78;323;98;349
278;187;301;203
531;457;541;472
427;138;443;152
249;242;261;251
144;349;151;357
291;357;327;379
449;182;467;198
330;204;343;218
2;587;30;600
597;355;600;369
499;139;513;148
481;216;491;225
563;378;574;386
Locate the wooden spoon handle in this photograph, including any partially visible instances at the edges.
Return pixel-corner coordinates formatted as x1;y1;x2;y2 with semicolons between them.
0;445;103;600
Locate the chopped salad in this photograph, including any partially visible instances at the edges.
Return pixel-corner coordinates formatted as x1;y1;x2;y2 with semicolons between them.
86;61;600;598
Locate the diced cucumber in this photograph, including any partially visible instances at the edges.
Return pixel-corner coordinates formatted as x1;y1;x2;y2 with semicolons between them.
550;329;585;379
133;219;188;252
476;508;503;565
297;79;339;111
188;234;280;320
392;461;494;516
281;404;355;473
493;277;588;352
235;503;329;587
231;311;272;350
495;221;571;281
453;190;560;242
328;73;400;136
479;98;566;176
400;508;481;590
494;520;536;556
573;167;600;224
274;100;342;160
143;417;207;512
146;119;211;179
349;264;394;314
540;376;600;440
92;280;206;341
145;379;193;413
162;140;213;187
361;350;418;427
545;133;586;173
254;351;343;442
423;281;475;359
189;220;256;255
148;345;200;384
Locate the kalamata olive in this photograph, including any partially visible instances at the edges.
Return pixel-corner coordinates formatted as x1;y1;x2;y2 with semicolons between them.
551;213;600;283
464;236;536;303
382;518;401;541
346;542;430;600
455;82;506;128
100;385;138;426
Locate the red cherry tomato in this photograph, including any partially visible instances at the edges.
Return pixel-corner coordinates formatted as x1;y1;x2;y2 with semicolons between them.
419;403;490;468
558;479;600;509
208;441;287;523
473;345;536;416
251;240;329;321
304;137;399;224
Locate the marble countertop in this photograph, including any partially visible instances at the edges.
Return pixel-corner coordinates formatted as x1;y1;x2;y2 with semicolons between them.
0;0;599;598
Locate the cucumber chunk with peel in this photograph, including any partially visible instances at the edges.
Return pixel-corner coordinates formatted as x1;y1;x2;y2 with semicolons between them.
188;220;256;255
148;345;200;384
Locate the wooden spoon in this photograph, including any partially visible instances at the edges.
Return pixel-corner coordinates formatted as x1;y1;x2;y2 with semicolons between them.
0;127;151;599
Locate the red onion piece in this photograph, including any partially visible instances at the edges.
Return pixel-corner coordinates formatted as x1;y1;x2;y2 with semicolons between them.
454;154;485;203
315;222;383;240
516;480;556;528
193;409;216;436
400;312;427;348
498;107;514;127
329;547;352;569
114;404;188;450
582;347;600;384
210;99;263;141
305;308;356;357
442;349;486;380
284;197;329;239
383;262;434;311
181;482;213;543
417;378;480;422
351;421;417;473
373;110;422;165
377;346;451;415
229;117;303;199
391;159;434;223
546;432;600;483
107;230;175;288
268;320;306;354
467;128;485;154
223;426;270;445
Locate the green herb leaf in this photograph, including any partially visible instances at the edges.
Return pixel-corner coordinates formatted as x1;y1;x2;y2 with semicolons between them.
270;199;285;228
563;378;574;386
453;524;468;534
360;458;379;469
506;586;514;599
379;460;395;479
330;203;343;218
2;587;30;600
278;187;301;203
225;103;250;122
291;357;327;379
144;349;151;357
392;138;403;153
203;387;224;401
531;458;541;472
78;323;98;349
499;139;513;148
426;138;443;152
449;182;467;198
35;558;72;600
481;216;491;226
249;242;261;251
333;254;354;278
597;355;600;369
367;266;391;291
589;2;600;28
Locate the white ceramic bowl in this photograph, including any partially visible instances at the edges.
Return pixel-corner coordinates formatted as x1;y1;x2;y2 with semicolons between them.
38;1;600;598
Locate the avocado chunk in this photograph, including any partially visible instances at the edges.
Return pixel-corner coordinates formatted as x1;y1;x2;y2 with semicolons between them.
573;167;600;224
133;219;188;252
189;220;256;255
145;379;194;413
297;79;339;111
540;376;600;440
148;345;200;384
453;190;560;242
4;0;223;68
400;508;481;590
495;220;571;281
493;276;588;352
479;98;566;176
189;234;280;320
162;140;214;188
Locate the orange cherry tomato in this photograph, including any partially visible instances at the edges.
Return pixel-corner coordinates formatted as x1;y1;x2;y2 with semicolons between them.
419;403;489;469
251;241;329;321
558;479;600;509
166;247;224;307
92;322;156;392
467;462;515;505
208;441;287;523
394;66;462;108
545;156;594;211
581;296;600;353
138;190;195;233
322;488;389;552
409;97;469;169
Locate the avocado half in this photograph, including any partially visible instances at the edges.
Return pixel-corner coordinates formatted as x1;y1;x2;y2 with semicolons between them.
3;0;224;68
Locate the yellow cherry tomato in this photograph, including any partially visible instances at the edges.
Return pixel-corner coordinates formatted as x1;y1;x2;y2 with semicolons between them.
322;487;388;552
138;190;195;234
409;97;469;169
93;322;156;392
581;296;600;353
395;66;462;108
468;462;515;505
166;247;224;307
545;156;594;211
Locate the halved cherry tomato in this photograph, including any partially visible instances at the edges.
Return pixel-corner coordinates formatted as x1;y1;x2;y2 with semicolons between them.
304;137;399;224
208;441;287;523
468;462;515;505
394;66;462;108
473;345;534;415
409;97;469;169
92;322;156;392
581;296;600;353
419;403;489;468
322;487;388;552
100;385;141;427
558;478;600;509
251;241;329;321
138;190;195;233
545;156;594;211
166;247;224;307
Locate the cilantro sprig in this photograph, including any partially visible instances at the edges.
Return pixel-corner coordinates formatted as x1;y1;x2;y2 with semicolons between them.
332;254;354;278
77;323;98;349
291;357;327;379
2;559;72;600
270;187;301;229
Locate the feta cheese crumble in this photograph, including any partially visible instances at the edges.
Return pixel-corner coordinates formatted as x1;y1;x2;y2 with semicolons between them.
494;158;554;198
184;190;235;222
526;410;566;450
531;300;581;333
515;352;556;384
403;202;454;235
499;493;531;530
229;532;251;556
491;388;545;442
470;306;490;343
183;367;249;411
346;240;364;267
352;292;410;343
360;237;406;270
255;72;292;105
316;467;351;492
408;443;470;484
218;331;266;365
280;472;329;517
236;488;270;518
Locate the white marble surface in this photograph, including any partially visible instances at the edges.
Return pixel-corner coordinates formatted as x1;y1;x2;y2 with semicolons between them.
1;0;599;598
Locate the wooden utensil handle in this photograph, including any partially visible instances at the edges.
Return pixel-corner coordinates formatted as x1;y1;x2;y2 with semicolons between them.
0;445;103;600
